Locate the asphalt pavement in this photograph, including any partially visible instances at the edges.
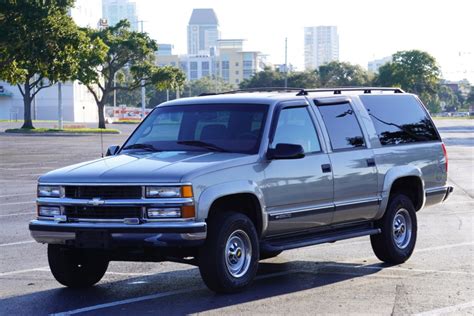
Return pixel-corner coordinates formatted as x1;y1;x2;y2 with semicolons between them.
0;119;473;315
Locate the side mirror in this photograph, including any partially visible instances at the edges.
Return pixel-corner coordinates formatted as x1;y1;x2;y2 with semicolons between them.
106;145;120;156
267;143;305;160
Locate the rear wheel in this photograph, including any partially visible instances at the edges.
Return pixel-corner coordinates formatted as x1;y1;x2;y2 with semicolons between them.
199;211;259;293
370;194;417;264
48;245;109;288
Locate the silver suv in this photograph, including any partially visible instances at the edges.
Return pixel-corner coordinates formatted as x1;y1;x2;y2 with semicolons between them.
29;87;453;293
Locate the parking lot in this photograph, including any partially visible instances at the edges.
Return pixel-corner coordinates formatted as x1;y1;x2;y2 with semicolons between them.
0;119;473;315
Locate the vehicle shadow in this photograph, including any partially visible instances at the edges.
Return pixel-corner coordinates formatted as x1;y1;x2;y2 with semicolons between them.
0;260;392;315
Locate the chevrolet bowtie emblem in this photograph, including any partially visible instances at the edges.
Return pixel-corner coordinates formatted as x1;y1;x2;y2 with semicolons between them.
87;198;105;206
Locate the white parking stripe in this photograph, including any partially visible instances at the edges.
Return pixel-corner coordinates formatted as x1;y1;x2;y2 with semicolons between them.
0;212;35;217
414;241;474;253
0;193;35;198
1;201;35;206
0;267;49;277
50;270;296;316
414;300;474;315
0;240;35;247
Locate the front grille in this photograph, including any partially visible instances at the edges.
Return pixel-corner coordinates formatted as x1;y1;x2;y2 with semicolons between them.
64;206;142;220
64;186;142;200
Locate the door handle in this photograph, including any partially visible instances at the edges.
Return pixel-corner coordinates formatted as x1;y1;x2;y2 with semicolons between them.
321;164;332;173
367;158;376;167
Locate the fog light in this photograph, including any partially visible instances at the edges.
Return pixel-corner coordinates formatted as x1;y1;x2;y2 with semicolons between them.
147;207;181;218
38;206;61;217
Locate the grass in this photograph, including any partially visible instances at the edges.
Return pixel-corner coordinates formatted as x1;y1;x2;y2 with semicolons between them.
5;128;120;134
112;120;141;124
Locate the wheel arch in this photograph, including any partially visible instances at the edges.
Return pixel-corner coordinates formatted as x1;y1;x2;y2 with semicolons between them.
197;181;267;237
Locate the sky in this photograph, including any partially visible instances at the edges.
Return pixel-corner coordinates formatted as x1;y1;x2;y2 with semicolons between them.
135;0;474;83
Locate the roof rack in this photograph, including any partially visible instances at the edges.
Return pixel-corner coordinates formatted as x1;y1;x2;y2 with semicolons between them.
296;87;405;96
198;87;304;96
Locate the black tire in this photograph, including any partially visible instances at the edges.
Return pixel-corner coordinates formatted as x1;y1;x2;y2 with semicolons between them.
370;194;417;264
198;211;259;293
260;250;283;260
48;245;109;288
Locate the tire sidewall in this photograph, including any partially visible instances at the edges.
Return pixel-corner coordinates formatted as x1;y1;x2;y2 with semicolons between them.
384;195;418;260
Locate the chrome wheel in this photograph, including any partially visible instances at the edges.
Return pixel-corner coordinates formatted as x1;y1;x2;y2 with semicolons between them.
392;208;412;249
225;230;252;278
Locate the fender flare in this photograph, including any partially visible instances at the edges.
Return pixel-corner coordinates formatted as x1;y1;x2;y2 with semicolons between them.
375;166;425;219
197;180;268;235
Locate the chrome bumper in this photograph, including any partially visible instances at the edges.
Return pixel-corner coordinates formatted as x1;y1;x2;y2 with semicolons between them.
29;219;207;247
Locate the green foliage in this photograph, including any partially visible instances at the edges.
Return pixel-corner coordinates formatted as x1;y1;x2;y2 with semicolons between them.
318;61;370;87
77;20;185;128
466;87;474;105
438;85;460;112
375;50;441;112
0;0;92;129
240;67;318;89
185;76;236;96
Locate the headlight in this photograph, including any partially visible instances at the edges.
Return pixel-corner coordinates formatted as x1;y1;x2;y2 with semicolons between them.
145;185;193;198
38;185;61;198
38;206;61;217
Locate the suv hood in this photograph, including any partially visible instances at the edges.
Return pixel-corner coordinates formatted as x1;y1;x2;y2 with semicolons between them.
39;151;253;184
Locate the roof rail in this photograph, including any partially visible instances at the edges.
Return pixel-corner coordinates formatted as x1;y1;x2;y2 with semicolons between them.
198;87;305;96
296;87;405;96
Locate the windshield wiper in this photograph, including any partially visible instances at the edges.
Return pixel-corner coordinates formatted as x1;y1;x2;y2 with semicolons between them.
122;143;160;152
177;140;229;152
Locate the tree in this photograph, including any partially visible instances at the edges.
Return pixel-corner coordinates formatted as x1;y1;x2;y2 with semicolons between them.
240;67;319;89
318;61;370;87
0;0;93;129
375;50;441;112
185;76;235;96
438;85;460;112
77;20;185;128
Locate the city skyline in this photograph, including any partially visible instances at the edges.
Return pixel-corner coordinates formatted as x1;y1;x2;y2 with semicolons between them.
134;0;474;83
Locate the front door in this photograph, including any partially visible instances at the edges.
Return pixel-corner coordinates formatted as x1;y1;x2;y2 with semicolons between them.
262;105;334;236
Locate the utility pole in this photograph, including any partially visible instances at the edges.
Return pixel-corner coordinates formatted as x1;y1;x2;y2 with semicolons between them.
113;72;116;116
139;20;146;119
284;37;288;89
57;82;63;129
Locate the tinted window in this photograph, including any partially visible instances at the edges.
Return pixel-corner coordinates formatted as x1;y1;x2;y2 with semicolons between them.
124;104;268;154
272;107;321;153
317;102;366;150
360;95;440;146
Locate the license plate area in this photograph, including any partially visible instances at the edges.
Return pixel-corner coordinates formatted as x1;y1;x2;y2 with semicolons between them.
76;230;110;248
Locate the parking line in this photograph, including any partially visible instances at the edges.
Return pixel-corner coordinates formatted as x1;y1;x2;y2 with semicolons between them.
0;267;49;277
414;241;474;253
0;240;35;247
0;212;35;218
0;193;35;198
50;271;297;316
414;300;474;315
1;201;35;206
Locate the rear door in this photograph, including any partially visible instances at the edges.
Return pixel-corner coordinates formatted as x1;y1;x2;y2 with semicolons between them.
313;99;380;224
262;103;334;236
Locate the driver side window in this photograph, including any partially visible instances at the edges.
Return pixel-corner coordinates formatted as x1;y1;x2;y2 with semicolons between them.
272;107;321;153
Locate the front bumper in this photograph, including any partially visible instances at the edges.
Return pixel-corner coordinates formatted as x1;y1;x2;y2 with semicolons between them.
29;220;207;248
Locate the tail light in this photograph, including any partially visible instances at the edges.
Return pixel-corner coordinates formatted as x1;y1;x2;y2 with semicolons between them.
441;143;448;173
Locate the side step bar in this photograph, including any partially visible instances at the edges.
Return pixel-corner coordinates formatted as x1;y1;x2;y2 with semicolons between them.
260;225;381;253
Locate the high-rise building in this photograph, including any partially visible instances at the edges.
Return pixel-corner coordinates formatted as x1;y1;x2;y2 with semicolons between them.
187;9;219;55
368;56;392;74
102;0;138;31
304;26;339;70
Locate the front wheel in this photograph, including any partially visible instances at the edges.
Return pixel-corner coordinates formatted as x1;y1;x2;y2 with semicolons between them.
370;194;417;264
48;245;109;288
198;211;259;293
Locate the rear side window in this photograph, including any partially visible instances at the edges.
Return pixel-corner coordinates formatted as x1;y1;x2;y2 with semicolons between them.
360;95;440;146
317;102;366;150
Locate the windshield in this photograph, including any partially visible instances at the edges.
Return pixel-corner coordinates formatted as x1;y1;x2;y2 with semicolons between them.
122;103;269;154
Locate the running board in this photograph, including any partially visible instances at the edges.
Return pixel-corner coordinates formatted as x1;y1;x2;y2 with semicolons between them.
260;226;381;252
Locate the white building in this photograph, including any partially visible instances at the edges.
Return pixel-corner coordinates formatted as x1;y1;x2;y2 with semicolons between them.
102;0;138;31
0;0;102;122
368;56;392;74
304;26;339;70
